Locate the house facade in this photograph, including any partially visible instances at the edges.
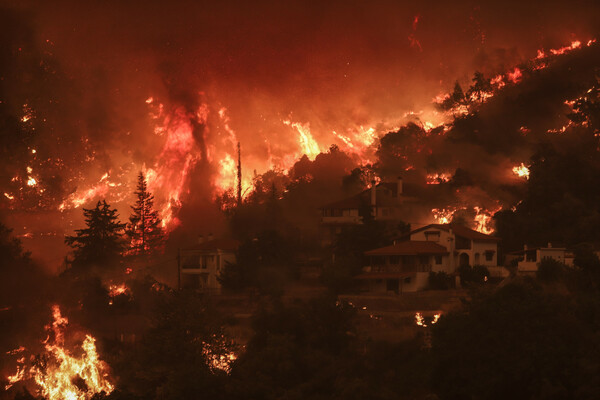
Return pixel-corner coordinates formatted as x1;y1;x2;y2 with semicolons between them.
319;177;417;246
178;237;239;293
508;243;573;274
358;223;501;293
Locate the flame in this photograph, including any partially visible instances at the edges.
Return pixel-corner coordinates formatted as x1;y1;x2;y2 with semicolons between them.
474;206;501;235
283;120;321;160
426;172;451;184
203;344;237;373
415;312;441;328
512;163;530;179
431;207;463;224
4;305;114;399
108;283;129;297
506;67;522;84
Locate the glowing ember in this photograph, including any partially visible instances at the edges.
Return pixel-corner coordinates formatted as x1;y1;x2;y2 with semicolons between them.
426;173;451;184
4;305;114;399
506;68;523;84
203;344;237;373
512;163;530;179
108;283;129;297
415;312;441;327
431;207;462;224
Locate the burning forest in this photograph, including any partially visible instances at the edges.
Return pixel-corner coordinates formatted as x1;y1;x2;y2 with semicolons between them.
2;1;600;399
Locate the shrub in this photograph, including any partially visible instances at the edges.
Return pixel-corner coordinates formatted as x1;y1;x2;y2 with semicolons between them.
459;265;489;285
428;271;453;290
537;257;566;282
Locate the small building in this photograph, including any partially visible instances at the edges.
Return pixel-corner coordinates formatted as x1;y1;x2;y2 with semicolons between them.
319;177;418;246
358;223;501;293
178;237;240;293
509;243;573;275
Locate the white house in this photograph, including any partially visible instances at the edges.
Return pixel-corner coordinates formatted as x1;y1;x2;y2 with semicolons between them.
178;237;240;293
358;223;501;293
509;243;573;275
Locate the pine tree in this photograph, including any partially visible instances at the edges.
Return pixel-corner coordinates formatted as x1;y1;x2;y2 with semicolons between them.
65;200;126;269
126;172;164;256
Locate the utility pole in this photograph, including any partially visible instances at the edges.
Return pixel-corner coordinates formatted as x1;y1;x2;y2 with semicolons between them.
237;142;242;207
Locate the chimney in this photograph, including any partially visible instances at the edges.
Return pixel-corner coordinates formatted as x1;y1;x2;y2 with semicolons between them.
198;235;204;244
208;233;214;242
524;244;528;251
397;176;403;196
547;242;552;248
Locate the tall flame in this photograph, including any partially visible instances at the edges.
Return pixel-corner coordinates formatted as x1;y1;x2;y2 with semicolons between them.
4;305;114;400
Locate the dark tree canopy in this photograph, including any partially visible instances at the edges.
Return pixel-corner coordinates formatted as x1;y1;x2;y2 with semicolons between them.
126;172;164;256
65;200;126;269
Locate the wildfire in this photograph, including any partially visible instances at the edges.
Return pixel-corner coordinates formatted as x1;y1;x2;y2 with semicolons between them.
506;67;523;84
4;305;114;399
512;163;530;179
474;206;501;235
203;344;237;373
431;207;463;224
426;172;451;184
108;283;129;298
415;312;441;327
283;120;321;160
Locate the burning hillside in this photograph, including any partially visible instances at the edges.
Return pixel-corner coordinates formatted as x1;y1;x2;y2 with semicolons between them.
0;1;599;266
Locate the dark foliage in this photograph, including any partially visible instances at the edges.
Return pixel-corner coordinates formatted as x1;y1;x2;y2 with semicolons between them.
126;172;164;256
428;271;453;290
432;278;600;400
65;200;126;271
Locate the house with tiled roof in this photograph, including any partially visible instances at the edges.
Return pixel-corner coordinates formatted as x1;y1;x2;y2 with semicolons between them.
178;235;240;293
358;223;501;293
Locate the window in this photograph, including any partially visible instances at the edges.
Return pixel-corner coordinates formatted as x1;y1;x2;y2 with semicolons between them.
425;231;440;242
419;255;429;265
435;255;443;264
404;277;411;284
389;255;400;264
455;236;471;250
474;253;480;265
485;251;495;262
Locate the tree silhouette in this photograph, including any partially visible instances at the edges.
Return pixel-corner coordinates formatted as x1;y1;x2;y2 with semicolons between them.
126;172;164;256
466;71;492;103
65;200;126;269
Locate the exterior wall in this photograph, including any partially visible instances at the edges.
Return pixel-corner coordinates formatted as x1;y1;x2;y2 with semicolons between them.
361;273;427;293
431;254;452;274
180;249;236;292
321;208;361;224
470;241;498;267
410;228;453;247
517;248;567;274
410;228;498;269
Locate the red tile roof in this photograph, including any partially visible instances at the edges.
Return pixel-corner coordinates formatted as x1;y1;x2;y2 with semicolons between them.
364;240;448;256
408;223;501;242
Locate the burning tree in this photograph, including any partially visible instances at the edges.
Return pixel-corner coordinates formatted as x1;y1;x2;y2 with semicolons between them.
126;172;164;256
65;200;126;270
